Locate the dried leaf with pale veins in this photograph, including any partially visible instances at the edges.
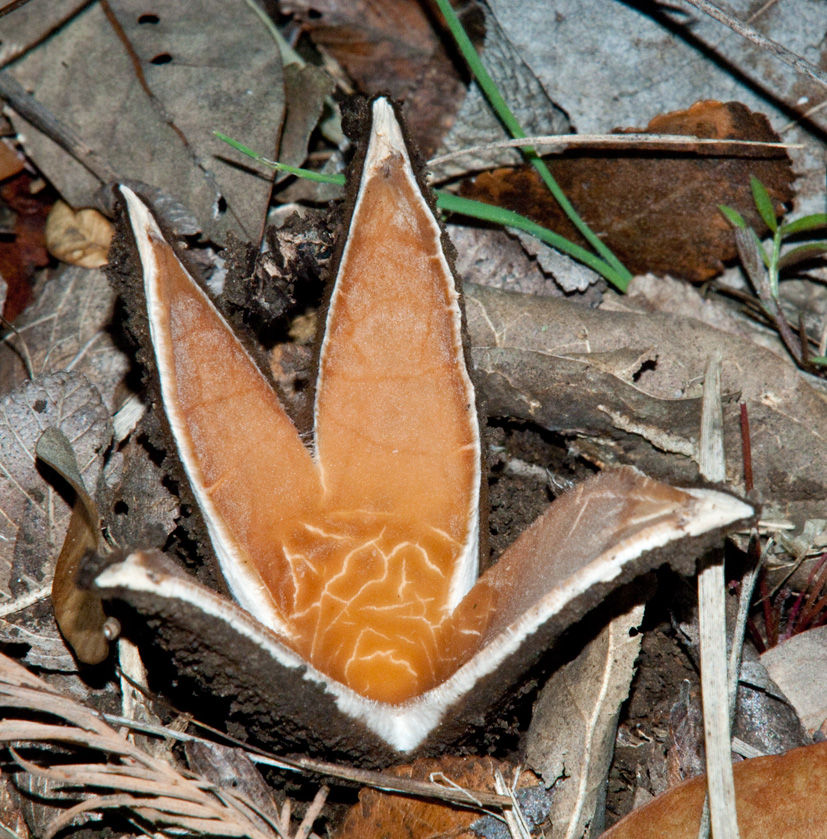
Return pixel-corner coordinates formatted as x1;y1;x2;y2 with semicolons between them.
3;0;285;240
464;283;827;516
0;620;77;671
0;371;110;605
526;602;646;838
0;259;172;560
0;265;129;407
460;101;793;281
760;626;827;736
185;741;281;835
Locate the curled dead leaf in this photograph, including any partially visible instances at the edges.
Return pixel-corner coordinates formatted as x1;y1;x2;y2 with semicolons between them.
599;742;827;839
461;101;793;282
45;200;113;268
36;427;110;665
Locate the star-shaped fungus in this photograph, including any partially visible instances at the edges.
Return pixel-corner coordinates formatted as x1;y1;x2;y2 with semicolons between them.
90;99;752;760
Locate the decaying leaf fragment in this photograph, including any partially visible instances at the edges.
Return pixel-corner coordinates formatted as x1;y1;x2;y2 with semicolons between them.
0;371;110;606
37;427;109;665
3;0;286;241
760;626;827;736
464;282;827;510
461;101;793;281
526;601;646;838
45;200;113;268
599;741;827;839
335;756;548;839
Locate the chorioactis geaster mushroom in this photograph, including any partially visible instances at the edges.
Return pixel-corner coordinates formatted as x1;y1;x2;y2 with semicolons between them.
88;98;753;762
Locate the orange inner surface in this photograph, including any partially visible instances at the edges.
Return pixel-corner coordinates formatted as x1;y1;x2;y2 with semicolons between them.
148;134;494;703
277;508;496;703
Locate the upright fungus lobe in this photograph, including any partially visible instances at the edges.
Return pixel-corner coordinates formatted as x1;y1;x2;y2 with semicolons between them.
124;98;490;703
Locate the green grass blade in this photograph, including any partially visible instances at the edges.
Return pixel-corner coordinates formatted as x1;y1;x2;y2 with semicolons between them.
750;176;778;232
719;204;747;229
214;132;346;185
214;133;630;290
435;192;630;290
777;241;827;269
432;0;631;285
779;212;827;236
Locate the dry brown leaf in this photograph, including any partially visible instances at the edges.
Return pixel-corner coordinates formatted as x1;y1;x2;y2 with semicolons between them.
185;741;281;830
761;626;827;736
45;200;113;268
279;63;336;171
0;139;24;181
599;741;827;839
460;101;794;282
336;756;546;839
281;0;473;156
464;283;827;517
4;0;285;241
0;171;51;320
0;264;130;406
0;372;110;601
526;602;645;838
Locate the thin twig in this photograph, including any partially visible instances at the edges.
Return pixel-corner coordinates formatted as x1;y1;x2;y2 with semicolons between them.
493;768;531;839
739;403;753;494
1;652;512;812
0;583;50;617
697;353;741;839
427;133;797;169
729;538;763;723
105;705;514;809
682;0;827;88
0;0;31;21
0;314;35;380
733;227;803;364
0;70;118;184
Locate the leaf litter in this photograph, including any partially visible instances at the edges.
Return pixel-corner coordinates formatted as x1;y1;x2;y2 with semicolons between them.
0;0;825;837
